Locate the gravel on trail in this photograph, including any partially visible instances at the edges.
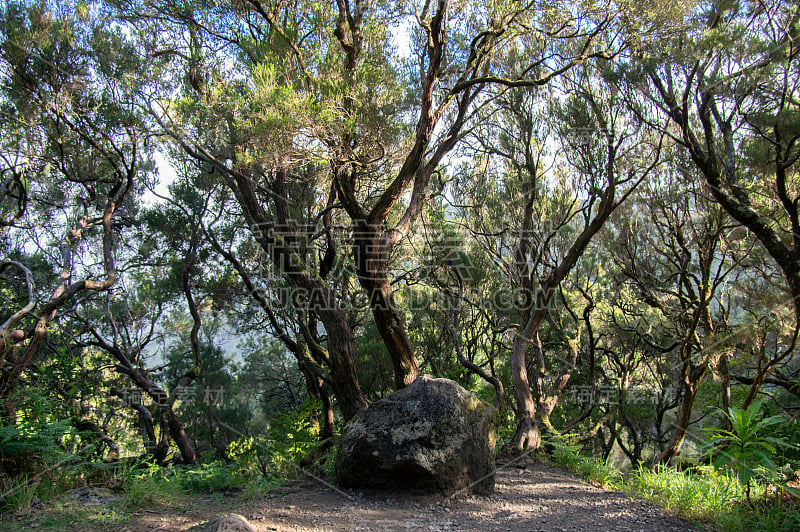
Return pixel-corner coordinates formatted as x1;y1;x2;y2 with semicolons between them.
235;461;695;532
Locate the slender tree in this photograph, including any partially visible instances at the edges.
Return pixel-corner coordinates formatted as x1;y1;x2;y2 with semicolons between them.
0;2;148;418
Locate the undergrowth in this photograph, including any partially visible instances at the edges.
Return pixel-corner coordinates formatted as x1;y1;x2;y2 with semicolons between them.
544;435;800;532
0;399;331;529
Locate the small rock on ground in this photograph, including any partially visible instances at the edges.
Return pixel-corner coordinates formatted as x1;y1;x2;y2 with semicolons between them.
194;513;257;532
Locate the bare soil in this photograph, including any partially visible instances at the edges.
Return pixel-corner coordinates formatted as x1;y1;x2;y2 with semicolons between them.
120;461;695;532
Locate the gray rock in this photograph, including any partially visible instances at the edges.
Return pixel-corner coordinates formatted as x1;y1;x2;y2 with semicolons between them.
195;514;256;532
335;375;497;494
66;486;120;506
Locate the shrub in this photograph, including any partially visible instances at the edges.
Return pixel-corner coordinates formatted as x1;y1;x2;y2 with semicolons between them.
700;400;794;502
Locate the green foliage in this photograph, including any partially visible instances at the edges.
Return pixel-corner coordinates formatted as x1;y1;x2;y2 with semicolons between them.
113;402;326;508
723;498;800;532
700;400;795;500
118;462;181;509
176;462;242;493
627;465;800;532
494;414;519;453
628;465;743;519
0;417;73;464
166;340;253;462
118;458;277;508
0;388;108;511
553;447;800;532
113;399;326;511
0;390;92;514
0;473;38;514
261;399;325;476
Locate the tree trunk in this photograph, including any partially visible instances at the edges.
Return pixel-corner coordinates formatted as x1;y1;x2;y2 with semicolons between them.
601;425;615;462
354;230;419;390
299;360;335;453
210;162;368;421
619;410;643;466
718;352;732;430
205;222;367;421
502;143;618;455
318;386;335;453
137;405;157;455
363;277;419;389
655;379;699;465
319;307;368;420
154;413;171;465
509;412;541;454
505;334;541;453
167;410;196;465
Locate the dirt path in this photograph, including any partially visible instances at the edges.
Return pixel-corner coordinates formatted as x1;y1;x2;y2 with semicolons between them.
205;462;694;532
13;461;695;531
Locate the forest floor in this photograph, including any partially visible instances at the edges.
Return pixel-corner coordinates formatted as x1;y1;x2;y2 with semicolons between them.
8;460;696;531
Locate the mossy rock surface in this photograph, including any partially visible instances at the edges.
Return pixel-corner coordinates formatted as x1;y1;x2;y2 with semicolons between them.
335;375;497;494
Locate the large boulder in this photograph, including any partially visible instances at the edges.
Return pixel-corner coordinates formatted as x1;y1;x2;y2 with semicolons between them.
335;375;497;494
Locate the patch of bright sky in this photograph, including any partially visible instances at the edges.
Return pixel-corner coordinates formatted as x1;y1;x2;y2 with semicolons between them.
389;16;414;60
143;150;178;206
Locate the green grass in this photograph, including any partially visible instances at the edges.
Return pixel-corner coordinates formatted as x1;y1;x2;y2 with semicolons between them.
0;410;317;528
1;505;128;532
543;441;800;532
1;458;291;531
626;466;743;520
115;458;288;508
117;464;184;510
0;473;39;514
38;504;129;530
625;466;800;532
